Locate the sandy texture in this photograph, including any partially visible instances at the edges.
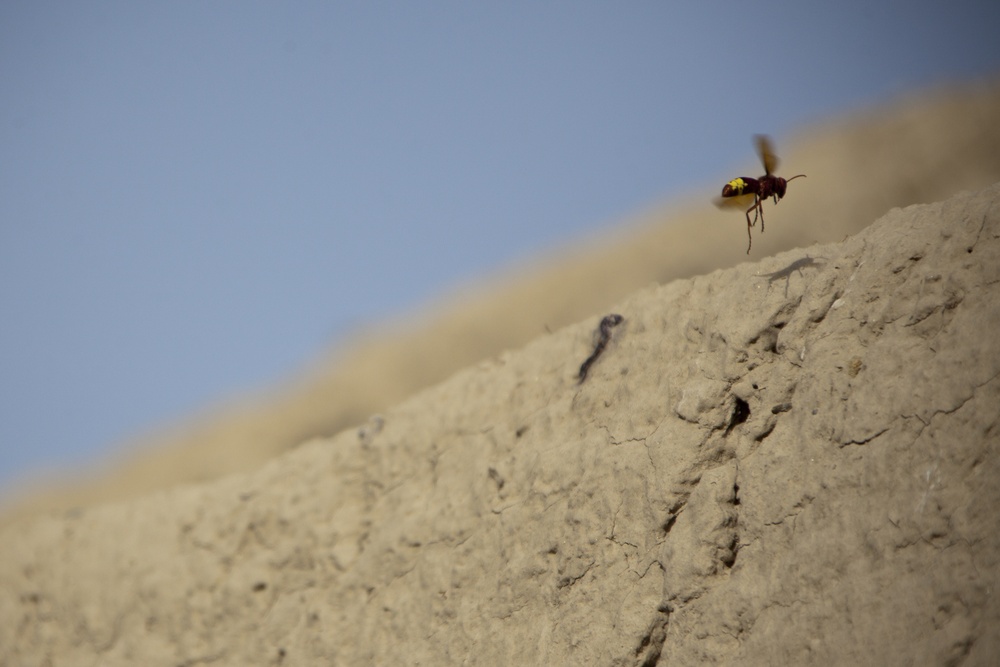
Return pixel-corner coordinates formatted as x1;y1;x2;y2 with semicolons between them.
6;79;1000;521
3;182;998;665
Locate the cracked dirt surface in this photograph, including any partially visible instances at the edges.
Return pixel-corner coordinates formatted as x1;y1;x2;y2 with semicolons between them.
2;183;999;665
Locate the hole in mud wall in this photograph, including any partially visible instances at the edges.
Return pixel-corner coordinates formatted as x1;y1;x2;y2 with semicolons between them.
725;397;751;434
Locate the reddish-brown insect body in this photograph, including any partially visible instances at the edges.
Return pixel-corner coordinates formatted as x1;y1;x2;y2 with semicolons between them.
717;135;805;253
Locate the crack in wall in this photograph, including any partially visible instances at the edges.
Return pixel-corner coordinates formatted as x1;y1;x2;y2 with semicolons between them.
632;607;670;667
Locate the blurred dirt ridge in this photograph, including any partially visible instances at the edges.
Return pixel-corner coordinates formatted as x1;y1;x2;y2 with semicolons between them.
3;78;1000;524
0;81;1000;524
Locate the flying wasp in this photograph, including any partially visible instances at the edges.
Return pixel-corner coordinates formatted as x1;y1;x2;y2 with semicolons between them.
716;135;805;253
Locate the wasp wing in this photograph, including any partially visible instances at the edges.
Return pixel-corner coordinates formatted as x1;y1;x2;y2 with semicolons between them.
754;134;779;176
714;192;758;210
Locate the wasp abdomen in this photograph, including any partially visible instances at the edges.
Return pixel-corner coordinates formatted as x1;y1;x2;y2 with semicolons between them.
722;177;755;197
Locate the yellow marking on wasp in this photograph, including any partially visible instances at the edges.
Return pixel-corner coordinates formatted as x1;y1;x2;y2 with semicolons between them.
727;178;747;193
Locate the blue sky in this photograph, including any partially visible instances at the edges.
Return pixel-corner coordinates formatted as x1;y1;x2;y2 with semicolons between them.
2;2;999;492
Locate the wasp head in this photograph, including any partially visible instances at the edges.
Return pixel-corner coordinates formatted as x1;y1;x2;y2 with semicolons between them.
777;174;806;200
773;178;788;199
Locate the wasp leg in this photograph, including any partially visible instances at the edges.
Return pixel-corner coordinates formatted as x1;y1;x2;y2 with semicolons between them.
744;197;762;254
